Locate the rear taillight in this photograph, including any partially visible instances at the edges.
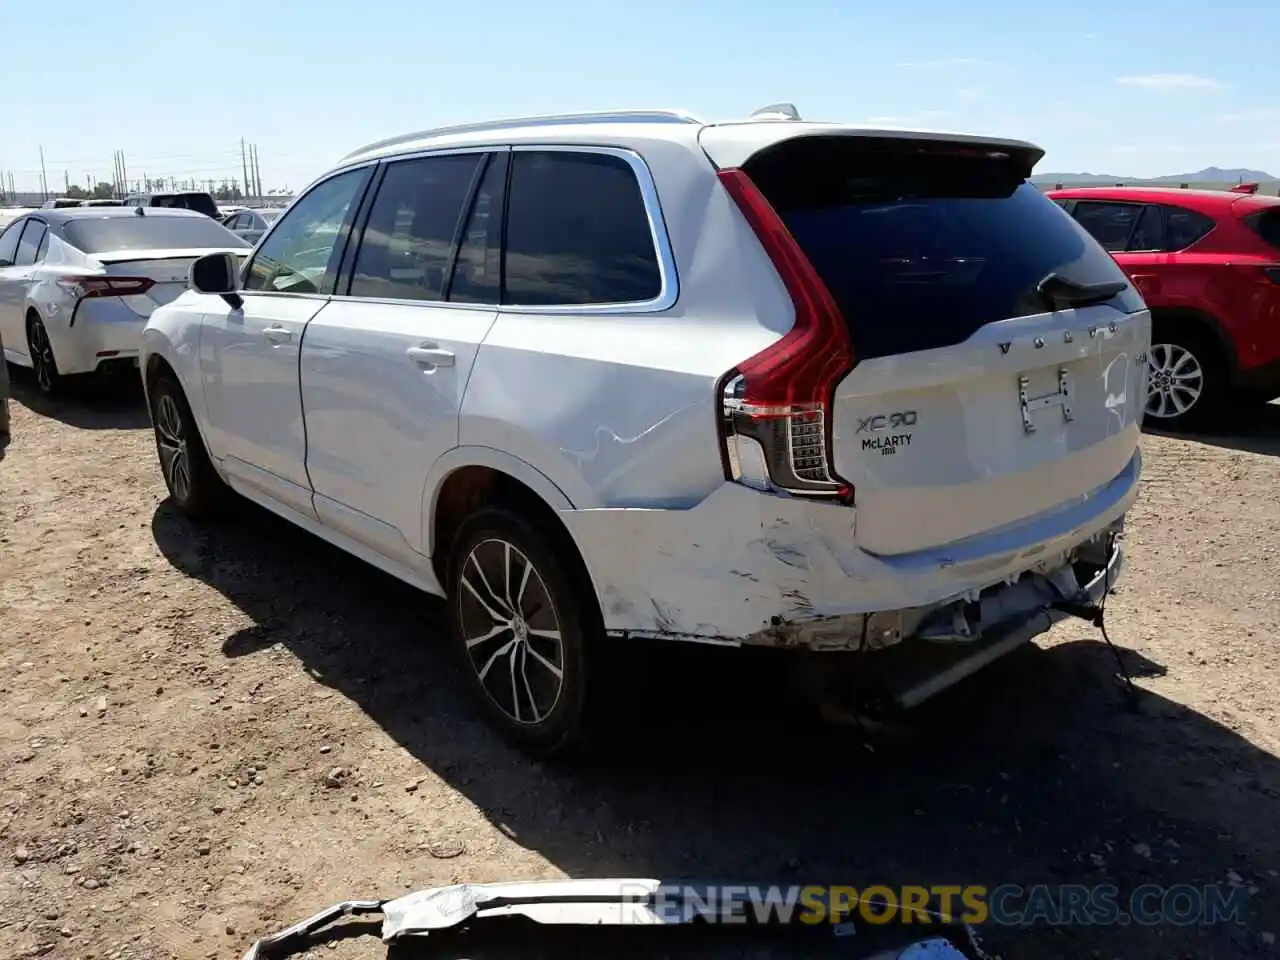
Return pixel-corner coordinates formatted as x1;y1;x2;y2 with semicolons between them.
56;276;155;299
715;168;855;501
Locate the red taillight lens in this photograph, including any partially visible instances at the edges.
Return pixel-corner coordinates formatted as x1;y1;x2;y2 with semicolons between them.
715;168;855;501
57;276;155;299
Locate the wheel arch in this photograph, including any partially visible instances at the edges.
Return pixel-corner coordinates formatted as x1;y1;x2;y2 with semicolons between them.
1148;306;1239;384
423;447;584;590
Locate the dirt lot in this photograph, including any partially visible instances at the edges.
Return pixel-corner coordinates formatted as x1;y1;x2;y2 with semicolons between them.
2;373;1279;960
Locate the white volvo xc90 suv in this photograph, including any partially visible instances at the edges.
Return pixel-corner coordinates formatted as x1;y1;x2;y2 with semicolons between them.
141;105;1150;757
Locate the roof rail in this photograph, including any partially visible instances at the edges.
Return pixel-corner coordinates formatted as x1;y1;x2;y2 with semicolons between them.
340;109;705;162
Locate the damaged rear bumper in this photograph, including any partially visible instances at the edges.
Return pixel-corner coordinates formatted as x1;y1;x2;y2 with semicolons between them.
560;452;1138;651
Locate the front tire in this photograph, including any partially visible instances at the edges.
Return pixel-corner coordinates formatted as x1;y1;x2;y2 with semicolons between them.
445;505;604;759
149;371;228;519
1144;327;1226;430
26;315;65;396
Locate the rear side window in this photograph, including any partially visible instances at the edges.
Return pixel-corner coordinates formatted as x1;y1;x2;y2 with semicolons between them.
1127;205;1164;251
64;216;251;254
1071;202;1143;252
1163;206;1215;250
1243;208;1280;251
503;150;662;306
14;221;48;265
745;137;1140;361
349;153;482;302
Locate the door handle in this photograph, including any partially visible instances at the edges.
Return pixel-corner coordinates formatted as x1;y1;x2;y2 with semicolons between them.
406;344;455;368
1131;273;1160;295
263;324;293;343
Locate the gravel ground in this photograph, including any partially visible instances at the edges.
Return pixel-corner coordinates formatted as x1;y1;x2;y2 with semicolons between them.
1;372;1279;960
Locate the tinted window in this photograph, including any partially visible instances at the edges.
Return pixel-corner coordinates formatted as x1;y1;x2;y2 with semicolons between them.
349;153;481;301
448;153;507;304
0;220;23;265
1127;205;1164;251
245;168;368;295
64;216;250;254
1072;202;1142;251
14;221;48;265
503;151;661;306
1164;206;1216;250
745;137;1140;360
148;192;220;218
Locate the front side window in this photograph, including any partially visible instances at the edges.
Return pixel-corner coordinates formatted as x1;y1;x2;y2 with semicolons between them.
1071;201;1143;252
14;221;48;266
0;219;24;265
348;153;482;302
503;150;662;306
244;168;369;295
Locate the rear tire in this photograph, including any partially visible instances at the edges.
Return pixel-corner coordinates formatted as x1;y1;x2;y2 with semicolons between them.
1144;324;1227;431
149;370;229;519
445;505;611;759
26;314;65;396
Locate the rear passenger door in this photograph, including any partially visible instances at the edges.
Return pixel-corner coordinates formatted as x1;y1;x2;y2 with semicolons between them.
1071;200;1166;298
300;148;503;570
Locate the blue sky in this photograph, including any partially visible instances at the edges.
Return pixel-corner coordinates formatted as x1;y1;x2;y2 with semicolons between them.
4;0;1279;194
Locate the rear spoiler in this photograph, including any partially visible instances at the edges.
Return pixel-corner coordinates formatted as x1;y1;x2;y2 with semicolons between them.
1230;182;1260;195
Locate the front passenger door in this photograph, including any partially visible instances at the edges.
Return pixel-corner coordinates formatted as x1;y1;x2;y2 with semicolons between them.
199;166;371;517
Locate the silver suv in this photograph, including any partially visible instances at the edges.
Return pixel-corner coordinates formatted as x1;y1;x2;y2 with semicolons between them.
141;105;1150;756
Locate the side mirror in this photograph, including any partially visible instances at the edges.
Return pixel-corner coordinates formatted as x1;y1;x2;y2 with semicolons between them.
190;252;243;310
0;258;12;268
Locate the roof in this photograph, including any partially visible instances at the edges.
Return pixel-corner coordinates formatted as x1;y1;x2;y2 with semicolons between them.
337;107;1044;172
24;206;214;224
1045;184;1280;214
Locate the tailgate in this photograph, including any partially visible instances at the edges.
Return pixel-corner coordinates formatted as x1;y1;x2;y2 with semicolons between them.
733;130;1150;556
833;304;1149;555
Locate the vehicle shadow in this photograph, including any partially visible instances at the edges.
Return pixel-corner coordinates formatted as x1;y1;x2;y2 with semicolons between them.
151;501;1280;959
6;363;150;430
1146;399;1280;457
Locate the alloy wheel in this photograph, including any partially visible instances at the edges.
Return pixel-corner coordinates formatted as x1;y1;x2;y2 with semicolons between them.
1146;342;1204;420
154;393;192;502
457;538;566;726
28;320;56;393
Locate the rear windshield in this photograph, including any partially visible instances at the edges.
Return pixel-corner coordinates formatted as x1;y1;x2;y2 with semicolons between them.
147;193;220;218
746;137;1143;360
1244;208;1280;251
64;216;251;254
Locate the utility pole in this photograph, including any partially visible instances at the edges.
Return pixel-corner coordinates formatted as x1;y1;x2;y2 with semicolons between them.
240;138;250;201
253;144;263;198
39;145;49;200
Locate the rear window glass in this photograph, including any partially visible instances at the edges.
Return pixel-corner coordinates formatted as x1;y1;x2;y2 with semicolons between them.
1245;208;1280;251
747;138;1141;360
147;193;220;218
64;216;251;254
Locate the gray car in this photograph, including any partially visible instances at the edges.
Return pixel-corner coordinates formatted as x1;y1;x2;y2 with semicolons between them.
221;207;282;244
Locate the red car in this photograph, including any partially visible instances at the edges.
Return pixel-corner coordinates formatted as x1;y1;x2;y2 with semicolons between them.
1046;185;1280;428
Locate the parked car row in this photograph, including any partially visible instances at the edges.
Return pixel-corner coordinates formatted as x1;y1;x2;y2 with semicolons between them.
6;107;1275;758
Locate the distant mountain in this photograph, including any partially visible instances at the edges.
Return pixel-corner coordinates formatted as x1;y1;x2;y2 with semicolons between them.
1032;166;1275;185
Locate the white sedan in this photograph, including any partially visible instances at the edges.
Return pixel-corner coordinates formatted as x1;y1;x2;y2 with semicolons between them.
0;207;250;394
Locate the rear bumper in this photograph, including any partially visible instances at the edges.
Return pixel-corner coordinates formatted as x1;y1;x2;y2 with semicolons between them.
45;299;145;376
561;450;1140;648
